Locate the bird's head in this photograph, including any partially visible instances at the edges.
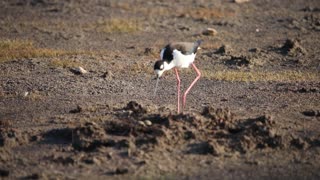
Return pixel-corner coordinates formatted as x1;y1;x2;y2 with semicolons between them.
154;60;165;79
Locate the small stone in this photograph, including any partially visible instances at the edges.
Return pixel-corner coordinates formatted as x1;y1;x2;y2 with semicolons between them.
209;140;224;156
291;137;308;150
234;0;250;3
138;121;146;127
249;48;262;53
69;105;82;113
215;45;231;55
202;28;218;36
144;120;152;126
71;66;88;74
281;39;307;56
115;168;129;175
268;129;276;138
302;110;320;117
102;70;113;80
23;91;29;97
84;157;101;165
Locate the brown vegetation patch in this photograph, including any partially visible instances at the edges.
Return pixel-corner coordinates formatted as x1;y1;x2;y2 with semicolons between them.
0;39;68;62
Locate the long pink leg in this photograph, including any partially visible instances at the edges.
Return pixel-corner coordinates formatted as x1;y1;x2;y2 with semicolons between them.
174;68;181;113
182;63;201;110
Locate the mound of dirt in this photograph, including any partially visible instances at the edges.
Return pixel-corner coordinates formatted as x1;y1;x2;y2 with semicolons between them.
218;115;283;153
72;121;130;151
225;55;250;67
62;102;284;157
281;39;307;56
215;45;232;55
124;101;147;115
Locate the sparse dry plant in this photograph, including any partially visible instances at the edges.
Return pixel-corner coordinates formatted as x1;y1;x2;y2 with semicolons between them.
49;58;80;68
202;70;319;82
95;19;141;33
0;39;67;62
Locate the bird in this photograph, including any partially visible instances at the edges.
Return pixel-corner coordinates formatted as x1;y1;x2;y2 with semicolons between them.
153;40;202;113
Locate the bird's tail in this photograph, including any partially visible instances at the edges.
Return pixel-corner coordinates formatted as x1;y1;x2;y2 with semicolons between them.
193;40;203;53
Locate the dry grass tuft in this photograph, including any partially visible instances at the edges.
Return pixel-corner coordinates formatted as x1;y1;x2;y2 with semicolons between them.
0;39;69;62
49;58;81;68
182;7;236;19
113;60;319;83
110;2;235;19
96;19;140;33
202;70;319;82
0;39;106;63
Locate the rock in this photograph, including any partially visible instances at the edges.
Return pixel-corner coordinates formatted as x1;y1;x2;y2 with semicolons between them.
202;28;218;36
234;0;250;3
144;120;152;126
71;66;88;75
268;129;277;138
69;105;82;114
138;121;146;127
23;91;29;97
302;110;320;117
249;47;263;53
187;141;224;156
225;55;250;67
107;168;129;175
23;173;41;179
215;45;232;55
281;39;307;56
291;137;308;150
102;70;114;80
125;101;147;115
209;140;224;156
184;131;195;140
83;157;101;165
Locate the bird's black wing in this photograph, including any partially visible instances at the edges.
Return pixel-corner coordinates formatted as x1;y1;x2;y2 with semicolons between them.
171;40;203;55
161;40;203;61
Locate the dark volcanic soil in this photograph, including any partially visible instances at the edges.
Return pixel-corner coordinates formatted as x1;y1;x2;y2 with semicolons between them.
0;0;320;179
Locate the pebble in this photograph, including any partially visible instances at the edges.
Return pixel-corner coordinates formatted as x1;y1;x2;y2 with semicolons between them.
202;28;218;36
138;121;146;127
72;66;88;74
234;0;250;3
144;120;152;126
23;91;29;97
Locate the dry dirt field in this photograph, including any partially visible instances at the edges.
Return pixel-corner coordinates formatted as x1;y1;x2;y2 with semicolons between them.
0;0;320;179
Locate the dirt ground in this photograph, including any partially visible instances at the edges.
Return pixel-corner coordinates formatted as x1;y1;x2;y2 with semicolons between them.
0;0;320;179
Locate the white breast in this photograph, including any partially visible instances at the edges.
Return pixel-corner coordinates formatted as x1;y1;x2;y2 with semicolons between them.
172;49;196;68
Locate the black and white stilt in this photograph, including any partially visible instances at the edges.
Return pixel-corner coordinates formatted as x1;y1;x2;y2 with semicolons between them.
153;40;202;113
